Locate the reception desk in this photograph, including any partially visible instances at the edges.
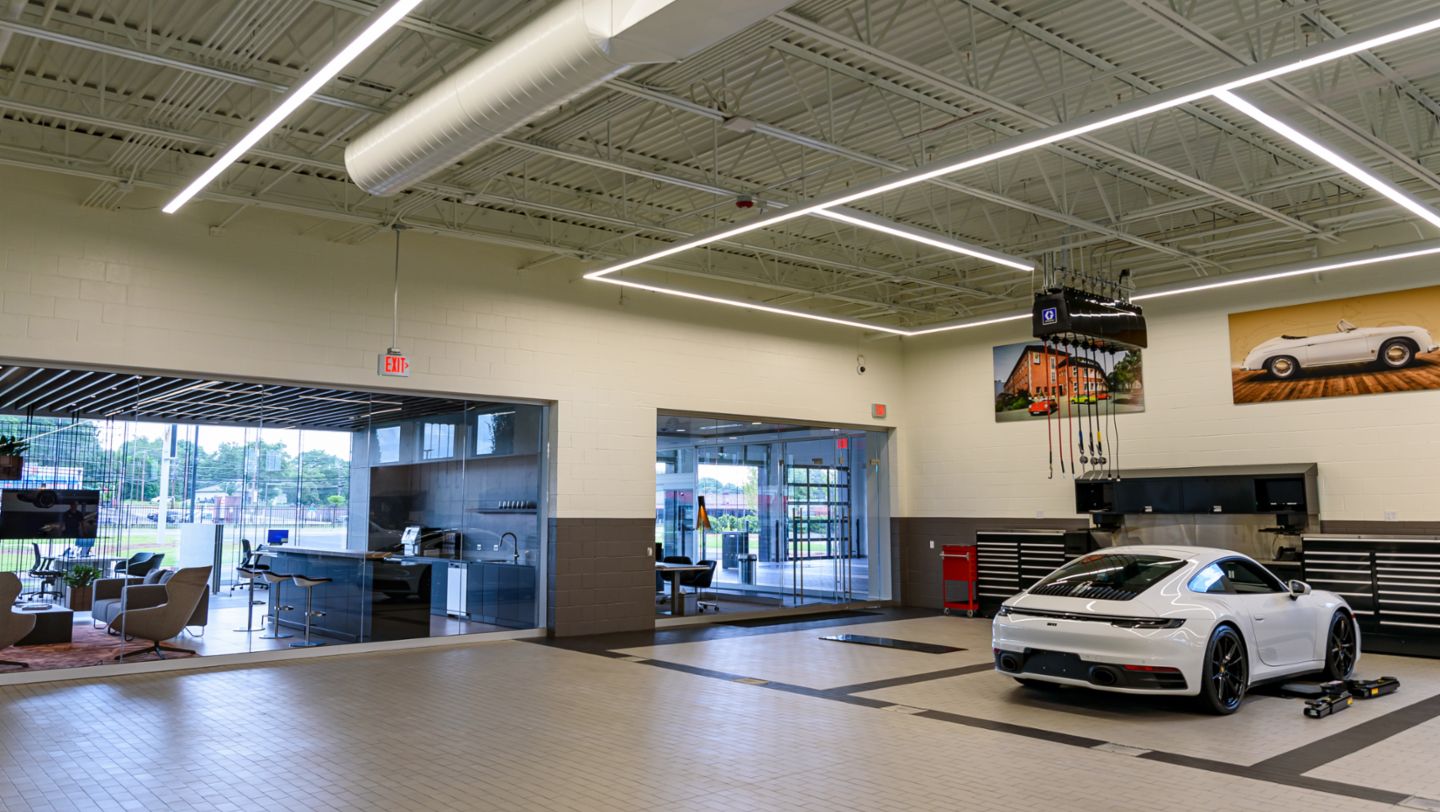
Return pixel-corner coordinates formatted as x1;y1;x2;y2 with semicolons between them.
261;546;433;643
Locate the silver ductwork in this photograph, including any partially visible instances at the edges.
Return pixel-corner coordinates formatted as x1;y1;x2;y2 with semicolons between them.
345;0;794;196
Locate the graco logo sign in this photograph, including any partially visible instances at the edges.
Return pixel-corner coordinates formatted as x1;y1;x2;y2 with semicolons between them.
1041;307;1059;326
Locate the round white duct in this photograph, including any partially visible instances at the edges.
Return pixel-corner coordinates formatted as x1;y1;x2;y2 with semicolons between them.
344;0;795;197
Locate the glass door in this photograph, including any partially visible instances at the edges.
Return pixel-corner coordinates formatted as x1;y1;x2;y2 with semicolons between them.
654;415;890;614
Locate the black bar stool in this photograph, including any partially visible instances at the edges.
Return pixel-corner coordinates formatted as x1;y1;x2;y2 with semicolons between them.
258;571;294;640
289;574;332;648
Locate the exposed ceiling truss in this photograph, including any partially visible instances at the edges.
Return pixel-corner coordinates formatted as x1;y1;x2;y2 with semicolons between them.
1;0;1439;330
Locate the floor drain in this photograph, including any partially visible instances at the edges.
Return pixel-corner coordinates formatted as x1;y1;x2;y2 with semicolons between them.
734;677;769;686
1093;742;1151;757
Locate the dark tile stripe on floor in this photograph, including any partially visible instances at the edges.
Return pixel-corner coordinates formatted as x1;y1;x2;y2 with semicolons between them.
1250;690;1440;775
550;609;1424;808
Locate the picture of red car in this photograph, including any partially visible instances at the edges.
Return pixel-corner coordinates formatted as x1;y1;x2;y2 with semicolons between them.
1028;399;1058;416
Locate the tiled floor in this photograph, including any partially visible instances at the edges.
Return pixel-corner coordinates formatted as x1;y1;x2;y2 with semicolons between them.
1;610;1438;811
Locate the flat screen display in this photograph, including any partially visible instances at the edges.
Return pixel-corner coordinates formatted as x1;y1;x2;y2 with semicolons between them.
0;488;100;539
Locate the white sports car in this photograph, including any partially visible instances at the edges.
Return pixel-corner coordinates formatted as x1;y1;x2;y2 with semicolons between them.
1241;319;1437;380
991;546;1359;714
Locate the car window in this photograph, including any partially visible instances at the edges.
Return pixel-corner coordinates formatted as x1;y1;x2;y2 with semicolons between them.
1028;553;1186;601
1188;562;1228;594
1220;558;1284;594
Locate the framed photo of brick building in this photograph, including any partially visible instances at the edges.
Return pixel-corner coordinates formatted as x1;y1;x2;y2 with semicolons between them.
1229;284;1440;404
992;341;1145;423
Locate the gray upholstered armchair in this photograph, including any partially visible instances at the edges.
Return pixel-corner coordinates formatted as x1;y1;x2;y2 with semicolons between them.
106;566;212;660
93;569;209;631
1;572;37;670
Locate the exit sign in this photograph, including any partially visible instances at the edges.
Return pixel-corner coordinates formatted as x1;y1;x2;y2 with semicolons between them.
871;403;887;419
378;351;410;377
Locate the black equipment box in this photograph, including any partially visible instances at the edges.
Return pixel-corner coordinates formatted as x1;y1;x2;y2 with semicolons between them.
1304;693;1353;718
1032;288;1147;349
1347;676;1400;699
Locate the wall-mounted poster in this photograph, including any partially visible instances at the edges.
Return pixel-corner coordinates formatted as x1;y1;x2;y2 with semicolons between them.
992;341;1144;423
1229;284;1440;404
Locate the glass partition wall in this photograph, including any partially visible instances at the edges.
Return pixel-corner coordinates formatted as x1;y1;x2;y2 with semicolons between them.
0;363;547;675
655;413;891;614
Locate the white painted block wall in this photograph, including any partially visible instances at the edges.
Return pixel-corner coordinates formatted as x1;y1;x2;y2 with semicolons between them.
0;168;901;519
900;259;1440;522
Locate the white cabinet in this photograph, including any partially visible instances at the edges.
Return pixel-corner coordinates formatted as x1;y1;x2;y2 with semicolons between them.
445;562;468;616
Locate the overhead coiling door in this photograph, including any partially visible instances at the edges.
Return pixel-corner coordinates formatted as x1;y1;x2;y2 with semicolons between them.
1302;535;1440;658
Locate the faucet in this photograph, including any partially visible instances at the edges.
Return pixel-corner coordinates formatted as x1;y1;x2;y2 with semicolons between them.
500;532;519;564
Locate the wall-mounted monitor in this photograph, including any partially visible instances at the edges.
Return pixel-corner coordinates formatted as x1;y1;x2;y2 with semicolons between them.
0;488;100;539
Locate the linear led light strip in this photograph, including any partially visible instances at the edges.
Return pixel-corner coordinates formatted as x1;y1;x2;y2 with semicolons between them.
814;209;1034;271
903;239;1440;337
162;0;425;214
584;9;1440;330
1215;90;1440;229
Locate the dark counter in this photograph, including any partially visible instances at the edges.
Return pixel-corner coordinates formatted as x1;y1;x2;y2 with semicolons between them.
400;556;537;629
263;548;433;643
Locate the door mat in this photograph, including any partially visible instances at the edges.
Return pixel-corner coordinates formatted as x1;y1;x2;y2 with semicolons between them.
722;610;880;628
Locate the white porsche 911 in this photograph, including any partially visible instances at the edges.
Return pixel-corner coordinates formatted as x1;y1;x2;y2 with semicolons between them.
1240;319;1438;380
992;546;1359;714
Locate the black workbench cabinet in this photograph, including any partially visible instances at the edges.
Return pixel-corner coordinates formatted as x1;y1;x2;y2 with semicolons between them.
1302;535;1440;658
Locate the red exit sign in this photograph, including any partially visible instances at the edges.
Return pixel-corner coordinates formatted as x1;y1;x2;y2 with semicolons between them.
378;351;410;377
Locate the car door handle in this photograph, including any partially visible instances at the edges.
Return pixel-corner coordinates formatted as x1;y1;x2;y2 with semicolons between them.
1254;616;1265;622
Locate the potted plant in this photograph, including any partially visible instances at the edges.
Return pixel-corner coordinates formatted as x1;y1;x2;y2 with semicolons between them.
0;434;27;480
63;564;102;612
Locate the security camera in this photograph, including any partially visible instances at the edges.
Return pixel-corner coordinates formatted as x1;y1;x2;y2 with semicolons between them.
856;354;867;375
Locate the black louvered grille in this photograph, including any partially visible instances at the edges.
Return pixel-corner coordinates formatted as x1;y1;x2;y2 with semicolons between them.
1027;582;1142;601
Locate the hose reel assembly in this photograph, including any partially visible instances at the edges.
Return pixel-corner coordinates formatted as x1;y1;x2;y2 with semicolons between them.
1031;265;1147;481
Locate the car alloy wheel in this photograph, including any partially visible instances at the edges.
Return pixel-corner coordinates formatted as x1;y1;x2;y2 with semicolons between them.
1267;356;1299;379
1380;339;1414;369
1201;626;1248;714
1324;612;1357;680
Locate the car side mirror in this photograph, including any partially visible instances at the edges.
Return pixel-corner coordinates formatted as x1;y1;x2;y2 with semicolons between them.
1288;580;1312;599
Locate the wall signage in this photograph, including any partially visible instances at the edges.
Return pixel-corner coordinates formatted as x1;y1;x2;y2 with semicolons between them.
378;351;410;377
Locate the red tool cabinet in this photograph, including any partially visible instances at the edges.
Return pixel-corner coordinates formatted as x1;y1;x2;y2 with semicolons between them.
941;544;979;616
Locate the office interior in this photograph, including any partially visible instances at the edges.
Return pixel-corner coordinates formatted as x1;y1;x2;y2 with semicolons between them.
654;413;891;616
0;363;546;672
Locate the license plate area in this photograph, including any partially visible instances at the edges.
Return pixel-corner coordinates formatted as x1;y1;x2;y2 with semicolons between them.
1022;649;1085;680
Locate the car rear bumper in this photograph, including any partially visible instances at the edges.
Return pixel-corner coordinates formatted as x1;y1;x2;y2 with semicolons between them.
994;648;1190;692
993;612;1204;695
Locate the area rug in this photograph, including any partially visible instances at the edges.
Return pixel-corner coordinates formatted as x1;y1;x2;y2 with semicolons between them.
1;623;188;672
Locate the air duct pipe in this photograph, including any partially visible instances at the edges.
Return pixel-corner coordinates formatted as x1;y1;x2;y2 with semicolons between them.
345;0;794;196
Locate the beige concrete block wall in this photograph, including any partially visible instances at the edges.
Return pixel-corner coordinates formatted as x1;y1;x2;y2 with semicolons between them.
0;168;901;520
899;259;1440;522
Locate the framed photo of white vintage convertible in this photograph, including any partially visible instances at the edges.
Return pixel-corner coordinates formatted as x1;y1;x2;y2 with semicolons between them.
1229;284;1440;404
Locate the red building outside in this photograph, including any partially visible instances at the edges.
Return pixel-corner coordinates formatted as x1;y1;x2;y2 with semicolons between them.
1000;345;1107;400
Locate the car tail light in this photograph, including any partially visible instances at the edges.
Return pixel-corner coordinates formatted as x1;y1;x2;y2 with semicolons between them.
1122;664;1182;673
1109;617;1184;629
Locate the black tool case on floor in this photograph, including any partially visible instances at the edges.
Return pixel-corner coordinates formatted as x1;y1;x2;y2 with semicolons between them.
1302;535;1440;658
